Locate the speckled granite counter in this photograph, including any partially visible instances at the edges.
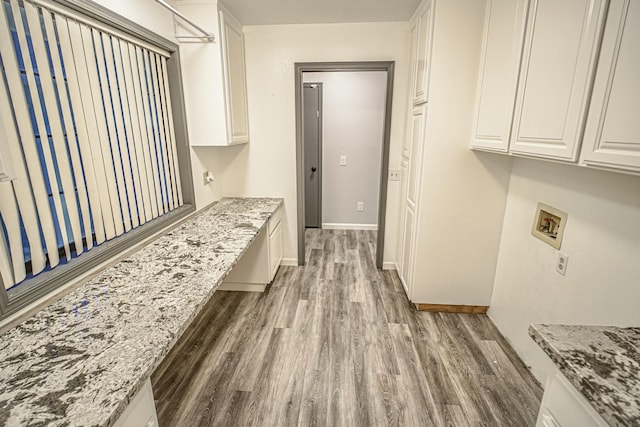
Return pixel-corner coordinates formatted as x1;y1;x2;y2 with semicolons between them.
0;197;283;427
529;324;640;426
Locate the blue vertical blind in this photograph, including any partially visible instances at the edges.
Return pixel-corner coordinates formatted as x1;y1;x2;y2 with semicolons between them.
0;0;183;291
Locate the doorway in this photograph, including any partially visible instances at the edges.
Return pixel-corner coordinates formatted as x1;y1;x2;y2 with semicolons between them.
303;83;322;228
295;62;395;268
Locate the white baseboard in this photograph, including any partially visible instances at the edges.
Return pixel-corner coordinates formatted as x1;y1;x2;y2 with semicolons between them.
218;282;267;292
321;223;378;231
382;262;396;271
280;258;298;267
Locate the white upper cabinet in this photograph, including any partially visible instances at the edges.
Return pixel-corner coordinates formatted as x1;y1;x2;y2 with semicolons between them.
580;0;640;173
176;2;249;147
219;6;249;145
412;0;434;105
509;0;607;161
471;0;529;153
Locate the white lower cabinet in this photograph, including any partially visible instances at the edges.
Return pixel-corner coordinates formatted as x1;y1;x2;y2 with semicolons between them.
221;205;283;291
536;372;607;427
114;379;159;427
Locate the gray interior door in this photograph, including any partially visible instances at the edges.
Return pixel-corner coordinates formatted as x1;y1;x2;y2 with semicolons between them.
303;83;322;228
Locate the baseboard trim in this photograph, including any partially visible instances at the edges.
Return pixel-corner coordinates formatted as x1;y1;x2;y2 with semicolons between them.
382;262;396;270
321;223;378;231
416;303;489;314
218;282;267;292
280;258;298;267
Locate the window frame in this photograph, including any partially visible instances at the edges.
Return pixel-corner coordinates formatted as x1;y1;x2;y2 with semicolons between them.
0;0;195;319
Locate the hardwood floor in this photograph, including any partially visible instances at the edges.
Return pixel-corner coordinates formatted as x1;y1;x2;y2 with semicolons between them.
152;229;542;426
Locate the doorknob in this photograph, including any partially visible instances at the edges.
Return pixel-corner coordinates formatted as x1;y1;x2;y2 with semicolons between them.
311;167;317;172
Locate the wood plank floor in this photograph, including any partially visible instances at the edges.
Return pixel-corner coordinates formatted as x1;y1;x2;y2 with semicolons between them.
152;229;542;426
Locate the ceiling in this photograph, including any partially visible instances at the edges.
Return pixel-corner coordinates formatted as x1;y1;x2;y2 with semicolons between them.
219;0;421;25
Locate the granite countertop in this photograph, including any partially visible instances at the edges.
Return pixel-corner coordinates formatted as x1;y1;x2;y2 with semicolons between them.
529;324;640;426
0;197;283;427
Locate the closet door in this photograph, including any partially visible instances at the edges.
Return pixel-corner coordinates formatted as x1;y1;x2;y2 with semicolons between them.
470;0;529;152
581;0;640;174
510;0;607;161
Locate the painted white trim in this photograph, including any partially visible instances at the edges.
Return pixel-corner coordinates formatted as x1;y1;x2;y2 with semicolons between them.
382;262;396;271
218;282;267;292
280;258;298;267
321;223;378;231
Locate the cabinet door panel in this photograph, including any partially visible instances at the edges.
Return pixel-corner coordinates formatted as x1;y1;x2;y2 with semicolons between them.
535;373;607;427
581;0;640;173
396;159;409;277
407;106;425;207
403;21;419;158
471;0;528;152
268;220;283;281
219;9;249;144
413;0;433;105
400;205;415;295
510;0;606;161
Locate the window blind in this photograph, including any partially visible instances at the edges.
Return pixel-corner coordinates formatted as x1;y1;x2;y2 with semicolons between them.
0;0;183;290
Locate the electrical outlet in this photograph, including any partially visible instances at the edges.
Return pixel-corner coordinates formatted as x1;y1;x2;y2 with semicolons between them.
357;202;364;212
389;169;401;181
340;155;347;166
555;252;569;276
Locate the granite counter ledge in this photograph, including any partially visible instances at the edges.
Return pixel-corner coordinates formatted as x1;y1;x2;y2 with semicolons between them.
0;197;283;427
529;324;640;427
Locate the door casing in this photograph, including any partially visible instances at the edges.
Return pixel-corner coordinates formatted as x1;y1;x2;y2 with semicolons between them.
295;62;395;268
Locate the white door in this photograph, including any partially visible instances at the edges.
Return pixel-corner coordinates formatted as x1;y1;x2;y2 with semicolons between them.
581;0;640;174
510;0;607;161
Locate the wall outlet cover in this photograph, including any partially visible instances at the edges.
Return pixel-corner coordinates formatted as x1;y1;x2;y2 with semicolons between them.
555;252;569;276
388;169;401;181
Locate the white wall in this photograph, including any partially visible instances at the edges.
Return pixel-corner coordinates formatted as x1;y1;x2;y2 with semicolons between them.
223;23;410;264
303;71;387;227
489;158;640;383
90;0;176;41
409;0;513;305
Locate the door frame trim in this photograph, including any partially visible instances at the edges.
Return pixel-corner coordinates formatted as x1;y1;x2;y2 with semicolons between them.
295;61;395;268
302;82;323;229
